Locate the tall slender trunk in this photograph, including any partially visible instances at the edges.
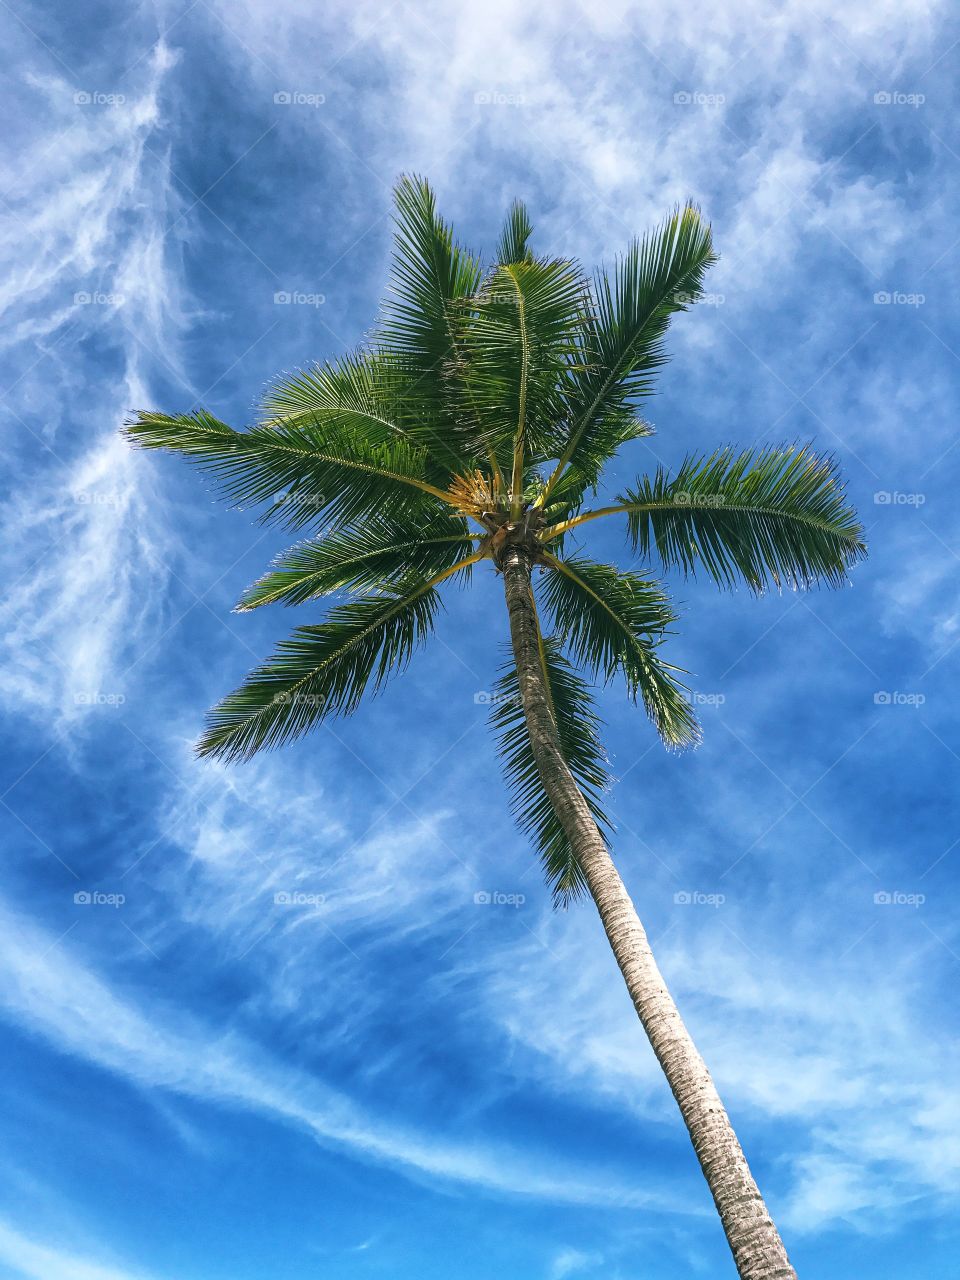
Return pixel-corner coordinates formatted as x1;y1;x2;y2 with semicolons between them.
500;546;796;1280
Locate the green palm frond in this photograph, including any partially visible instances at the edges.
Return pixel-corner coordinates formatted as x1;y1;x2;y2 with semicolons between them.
378;174;483;397
538;462;598;529
378;174;513;476
490;638;613;904
124;409;449;530
495;199;533;266
615;446;867;590
260;351;400;439
199;559;479;762
257;351;463;478
237;513;477;610
460;257;591;499
540;204;716;501
538;417;655;524
539;554;700;748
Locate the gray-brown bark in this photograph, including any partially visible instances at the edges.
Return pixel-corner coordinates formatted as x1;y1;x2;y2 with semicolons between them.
499;545;797;1280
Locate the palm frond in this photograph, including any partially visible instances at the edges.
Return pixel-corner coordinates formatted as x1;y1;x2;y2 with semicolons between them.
616;446;867;590
199;558;480;762
495;199;533;266
378;174;482;395
460;257;591;489
539;554;700;748
490;637;613;904
124;409;449;530
257;351;463;478
540;204;716;502
537;417;655;525
260;351;400;439
237;513;477;610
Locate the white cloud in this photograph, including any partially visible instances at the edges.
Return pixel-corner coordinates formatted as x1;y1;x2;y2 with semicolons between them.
478;896;960;1229
0;44;188;730
0;1219;154;1280
549;1247;602;1280
0;893;696;1215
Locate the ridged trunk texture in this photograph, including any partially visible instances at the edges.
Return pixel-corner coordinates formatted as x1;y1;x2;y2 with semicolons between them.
500;546;796;1280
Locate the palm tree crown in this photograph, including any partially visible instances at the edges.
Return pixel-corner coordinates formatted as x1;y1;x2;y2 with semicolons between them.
126;175;865;903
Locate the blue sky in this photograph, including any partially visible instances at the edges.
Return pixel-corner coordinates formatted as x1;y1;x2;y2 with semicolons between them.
1;1;958;1276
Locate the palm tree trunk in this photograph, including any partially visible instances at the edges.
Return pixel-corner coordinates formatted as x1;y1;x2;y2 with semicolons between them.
499;545;797;1280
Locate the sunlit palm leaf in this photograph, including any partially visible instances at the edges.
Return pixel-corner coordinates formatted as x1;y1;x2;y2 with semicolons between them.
619;446;867;590
460;257;591;484
378;175;482;394
198;570;459;761
495;199;533;266
541;204;716;500
540;554;700;748
237;513;477;610
124;409;448;530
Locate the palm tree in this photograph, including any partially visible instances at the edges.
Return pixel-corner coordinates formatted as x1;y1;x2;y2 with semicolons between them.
125;176;864;1279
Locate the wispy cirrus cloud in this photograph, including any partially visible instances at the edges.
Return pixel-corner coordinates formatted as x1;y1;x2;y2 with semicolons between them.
0;892;699;1215
478;881;960;1231
0;42;187;730
0;1218;156;1280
